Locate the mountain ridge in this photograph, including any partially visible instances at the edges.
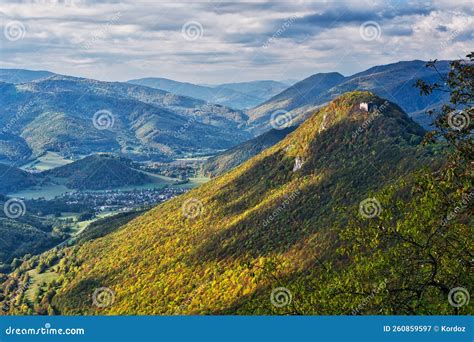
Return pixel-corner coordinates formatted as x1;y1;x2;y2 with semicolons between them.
247;60;451;133
0;69;56;84
45;154;153;190
0;75;251;163
44;91;437;315
0;163;38;194
127;77;288;109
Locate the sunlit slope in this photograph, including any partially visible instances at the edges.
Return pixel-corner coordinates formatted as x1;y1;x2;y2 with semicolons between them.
52;92;435;314
201;126;297;177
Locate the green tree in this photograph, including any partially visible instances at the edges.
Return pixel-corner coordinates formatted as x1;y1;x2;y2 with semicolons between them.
336;53;473;314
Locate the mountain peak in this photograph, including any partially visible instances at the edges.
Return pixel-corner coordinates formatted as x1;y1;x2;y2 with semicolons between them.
325;90;381;116
48;90;430;315
305;71;345;80
0;68;56;84
46;153;151;190
306;90;380;125
280;91;425;161
329;90;375;103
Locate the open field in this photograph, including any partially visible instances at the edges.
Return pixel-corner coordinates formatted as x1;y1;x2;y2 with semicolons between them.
7;170;205;199
175;176;210;189
20;152;74;171
9;183;70;199
25;269;59;301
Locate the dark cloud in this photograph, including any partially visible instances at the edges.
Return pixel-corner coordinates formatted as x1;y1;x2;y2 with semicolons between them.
276;2;433;40
436;25;449;32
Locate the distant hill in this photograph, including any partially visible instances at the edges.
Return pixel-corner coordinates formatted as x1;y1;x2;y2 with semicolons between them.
201;127;297;177
212;80;289;106
0;69;55;83
0;62;451;166
248;60;450;133
247;72;346;133
0;195;63;267
0;153;165;193
47;92;442;315
324;60;450;127
248;72;346;119
128;78;288;109
45;154;153;190
0;132;32;164
0;163;37;194
0;74;251;162
0;218;59;266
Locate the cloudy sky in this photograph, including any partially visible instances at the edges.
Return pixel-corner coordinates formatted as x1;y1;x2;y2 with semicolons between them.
0;0;472;84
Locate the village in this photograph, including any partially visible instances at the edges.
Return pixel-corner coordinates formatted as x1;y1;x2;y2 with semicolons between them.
60;187;189;214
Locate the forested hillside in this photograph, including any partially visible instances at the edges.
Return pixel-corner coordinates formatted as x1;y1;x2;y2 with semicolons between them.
201;127;296;177
45;154;152;190
0;164;37;193
0;75;251;163
1;56;471;317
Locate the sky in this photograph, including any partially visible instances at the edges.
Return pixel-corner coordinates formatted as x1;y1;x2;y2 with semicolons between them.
0;0;472;84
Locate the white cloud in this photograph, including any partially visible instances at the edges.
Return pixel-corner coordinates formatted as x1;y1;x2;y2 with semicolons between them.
0;0;472;83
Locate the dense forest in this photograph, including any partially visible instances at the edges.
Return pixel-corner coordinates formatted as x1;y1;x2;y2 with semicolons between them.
0;54;472;316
